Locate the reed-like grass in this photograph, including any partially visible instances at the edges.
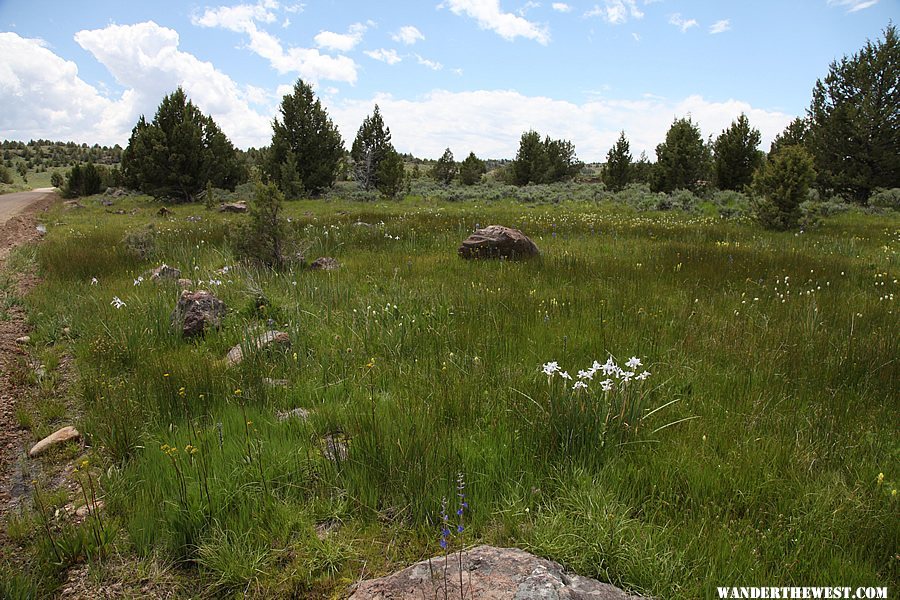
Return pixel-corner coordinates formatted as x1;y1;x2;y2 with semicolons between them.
6;193;898;598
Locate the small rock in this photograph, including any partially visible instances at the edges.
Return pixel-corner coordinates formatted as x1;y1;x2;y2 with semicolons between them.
350;545;643;599
353;221;372;228
320;432;349;461
36;224;47;234
75;500;105;518
157;207;172;217
100;199;114;207
225;330;290;366
29;426;80;458
177;278;193;289
458;225;540;260
63;327;71;335
219;202;248;213
15;335;30;344
63;200;84;209
276;407;309;421
264;378;290;388
186;215;203;222
309;257;340;271
171;290;226;338
147;264;182;282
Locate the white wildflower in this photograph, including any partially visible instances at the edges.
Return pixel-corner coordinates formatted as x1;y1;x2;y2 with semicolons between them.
90;277;98;286
600;357;618;376
133;276;144;286
572;381;588;391
110;296;126;309
542;361;560;376
599;379;614;392
625;356;642;369
560;371;572;380
636;371;651;381
620;371;635;383
577;369;594;380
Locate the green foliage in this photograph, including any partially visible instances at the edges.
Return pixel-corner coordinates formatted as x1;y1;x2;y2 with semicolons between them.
752;145;817;230
350;105;393;191
122;88;245;202
430;147;457;185
868;187;900;210
375;149;406;198
49;170;64;188
713;113;763;191
15;161;27;183
266;79;344;197
652;117;711;193
511;130;583;185
807;24;900;203
63;163;102;198
0;164;12;184
231;182;296;268
458;152;486;186
602;131;633;192
769;117;809;157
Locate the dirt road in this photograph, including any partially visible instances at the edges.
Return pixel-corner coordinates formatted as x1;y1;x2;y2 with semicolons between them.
0;188;58;521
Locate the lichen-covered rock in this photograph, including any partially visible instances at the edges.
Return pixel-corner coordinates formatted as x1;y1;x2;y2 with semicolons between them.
219;202;248;213
350;545;643;599
309;257;340;271
29;426;80;458
171;290;226;338
224;330;290;366
458;225;539;260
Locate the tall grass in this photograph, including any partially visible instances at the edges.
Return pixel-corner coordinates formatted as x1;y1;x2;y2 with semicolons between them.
10;193;898;598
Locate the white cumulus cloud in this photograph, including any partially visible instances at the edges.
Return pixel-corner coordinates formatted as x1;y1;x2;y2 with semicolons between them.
669;13;698;33
415;54;443;70
324;89;794;161
585;0;644;25
314;22;367;52
552;3;572;12
364;49;402;65
392;25;425;45
709;19;731;34
441;0;551;45
193;2;358;83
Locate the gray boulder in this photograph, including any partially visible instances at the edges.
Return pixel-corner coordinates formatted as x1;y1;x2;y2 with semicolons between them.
350;545;644;599
224;330;290;366
309;257;340;271
171;290;226;338
458;225;539;260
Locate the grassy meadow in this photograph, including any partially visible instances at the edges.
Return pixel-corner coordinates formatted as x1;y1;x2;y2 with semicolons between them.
3;189;898;598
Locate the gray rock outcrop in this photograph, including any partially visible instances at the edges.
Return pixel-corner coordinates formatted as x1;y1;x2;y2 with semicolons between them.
458;226;539;260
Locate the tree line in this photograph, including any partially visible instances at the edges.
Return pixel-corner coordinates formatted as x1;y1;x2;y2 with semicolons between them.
41;23;893;230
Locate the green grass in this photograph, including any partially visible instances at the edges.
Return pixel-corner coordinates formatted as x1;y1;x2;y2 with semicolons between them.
5;193;898;598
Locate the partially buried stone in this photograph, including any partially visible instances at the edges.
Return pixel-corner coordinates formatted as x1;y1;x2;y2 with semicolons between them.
458;225;539;260
224;330;290;366
29;426;80;458
171;290;226;338
309;257;340;271
350;545;644;599
147;264;182;281
219;202;248;213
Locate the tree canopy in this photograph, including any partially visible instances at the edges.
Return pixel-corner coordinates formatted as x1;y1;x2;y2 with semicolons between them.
266;79;344;197
122;88;245;202
806;24;899;203
350;105;393;191
602;131;633;192
652;117;711;193
430;148;457;185
713;113;763;191
510;131;583;185
459;152;486;186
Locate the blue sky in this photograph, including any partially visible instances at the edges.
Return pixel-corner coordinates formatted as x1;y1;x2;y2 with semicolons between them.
0;0;895;160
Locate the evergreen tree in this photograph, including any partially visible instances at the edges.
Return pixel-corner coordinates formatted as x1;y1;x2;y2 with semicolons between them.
376;149;405;198
752;145;816;230
350;105;393;190
459;152;486;186
653;117;711;193
807;24;899;203
602;131;633;192
511;131;582;185
266;79;344;196
769;117;809;157
713;113;763;191
0;165;12;185
122;88;245;202
430;148;457;185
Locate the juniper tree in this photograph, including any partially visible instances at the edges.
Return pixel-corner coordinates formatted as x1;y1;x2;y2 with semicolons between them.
351;105;393;190
266;79;344;197
430;148;457;185
652;117;711;193
459;152;486;186
713;114;763;191
602;131;633;192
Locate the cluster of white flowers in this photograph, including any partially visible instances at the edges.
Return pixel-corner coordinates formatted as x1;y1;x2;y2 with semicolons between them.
543;356;650;392
110;296;126;309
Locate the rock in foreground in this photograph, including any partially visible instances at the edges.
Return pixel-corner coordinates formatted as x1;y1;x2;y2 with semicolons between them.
309;256;340;271
458;225;539;260
29;426;80;458
350;545;643;599
171;290;226;338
